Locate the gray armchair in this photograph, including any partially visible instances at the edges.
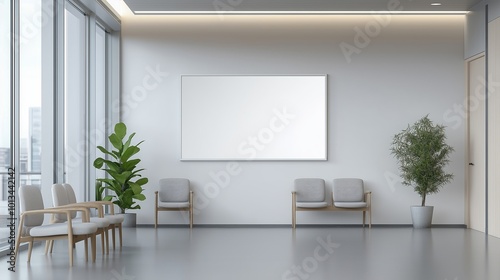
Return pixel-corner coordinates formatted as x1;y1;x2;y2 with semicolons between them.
155;178;194;228
15;185;98;266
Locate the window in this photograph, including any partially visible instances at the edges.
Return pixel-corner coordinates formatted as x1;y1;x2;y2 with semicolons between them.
0;0;120;253
20;0;42;187
0;0;12;247
63;3;87;202
94;24;107;185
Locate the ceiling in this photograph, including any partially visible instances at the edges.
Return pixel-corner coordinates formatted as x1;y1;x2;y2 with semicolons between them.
122;0;481;14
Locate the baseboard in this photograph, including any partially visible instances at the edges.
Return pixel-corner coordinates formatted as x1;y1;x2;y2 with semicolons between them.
138;224;467;229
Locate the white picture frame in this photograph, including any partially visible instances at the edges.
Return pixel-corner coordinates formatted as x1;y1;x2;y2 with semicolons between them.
181;75;327;161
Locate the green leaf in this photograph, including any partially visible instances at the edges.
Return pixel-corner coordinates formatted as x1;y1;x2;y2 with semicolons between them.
122;159;140;171
109;133;123;150
121;146;140;163
108;170;132;186
135;177;148;186
93;158;104;169
114;122;127;140
123;133;136;152
130;183;143;195
133;194;146;201
96;146;118;159
102;160;121;172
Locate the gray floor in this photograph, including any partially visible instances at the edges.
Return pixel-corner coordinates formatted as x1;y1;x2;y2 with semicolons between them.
2;227;500;280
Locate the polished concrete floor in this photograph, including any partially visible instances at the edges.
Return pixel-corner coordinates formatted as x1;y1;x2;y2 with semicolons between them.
3;227;500;280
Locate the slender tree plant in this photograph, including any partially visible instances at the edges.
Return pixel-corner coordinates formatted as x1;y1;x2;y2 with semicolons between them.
391;115;454;206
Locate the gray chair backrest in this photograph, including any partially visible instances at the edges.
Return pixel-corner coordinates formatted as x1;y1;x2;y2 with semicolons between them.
63;183;78;204
159;178;190;202
19;185;44;227
51;183;77;221
333;178;364;202
294;178;325;202
63;183;78;219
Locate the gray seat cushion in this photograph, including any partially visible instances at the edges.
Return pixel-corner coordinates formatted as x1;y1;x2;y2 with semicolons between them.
105;214;125;224
294;178;325;202
297;202;328;208
158;201;190;208
30;222;98;237
89;217;111;228
334;202;367;208
333;178;364;202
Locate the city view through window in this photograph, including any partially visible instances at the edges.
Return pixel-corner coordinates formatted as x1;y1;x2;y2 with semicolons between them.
1;0;42;246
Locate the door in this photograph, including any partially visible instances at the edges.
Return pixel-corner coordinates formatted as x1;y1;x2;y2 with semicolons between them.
467;54;485;232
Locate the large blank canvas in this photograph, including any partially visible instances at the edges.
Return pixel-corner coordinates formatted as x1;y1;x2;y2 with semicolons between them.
181;75;327;160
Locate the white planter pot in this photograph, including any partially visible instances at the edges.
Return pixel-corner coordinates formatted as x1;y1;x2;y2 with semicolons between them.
410;206;434;228
122;213;136;228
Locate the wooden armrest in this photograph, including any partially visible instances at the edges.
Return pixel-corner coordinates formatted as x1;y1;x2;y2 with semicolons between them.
24;206;92;222
84;200;117;215
63;202;105;217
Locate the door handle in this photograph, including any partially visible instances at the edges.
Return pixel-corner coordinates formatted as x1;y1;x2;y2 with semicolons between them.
469;163;474;166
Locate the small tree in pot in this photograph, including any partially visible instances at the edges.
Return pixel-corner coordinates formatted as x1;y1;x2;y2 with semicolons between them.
391;115;454;228
94;122;148;225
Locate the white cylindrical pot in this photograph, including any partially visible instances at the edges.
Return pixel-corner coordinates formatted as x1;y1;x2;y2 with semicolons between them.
122;213;136;228
410;206;434;228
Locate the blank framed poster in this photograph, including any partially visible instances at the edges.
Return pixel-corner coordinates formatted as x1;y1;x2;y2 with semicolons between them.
181;75;327;161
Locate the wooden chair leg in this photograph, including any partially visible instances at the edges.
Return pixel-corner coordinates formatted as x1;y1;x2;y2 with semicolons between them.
14;238;21;263
155;191;159;229
111;224;116;250
50;240;54;253
189;191;194;229
363;211;366;228
292;192;297;229
84;238;89;262
118;224;123;248
27;241;34;262
44;241;50;254
91;234;97;263
369;210;372;228
105;229;109;254
100;231;105;255
155;208;158;229
68;236;74;267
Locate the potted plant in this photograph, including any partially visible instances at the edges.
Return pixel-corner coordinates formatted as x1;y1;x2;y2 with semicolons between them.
391;115;454;228
94;122;148;227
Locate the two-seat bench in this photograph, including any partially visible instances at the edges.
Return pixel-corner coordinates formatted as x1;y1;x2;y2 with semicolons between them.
291;178;372;228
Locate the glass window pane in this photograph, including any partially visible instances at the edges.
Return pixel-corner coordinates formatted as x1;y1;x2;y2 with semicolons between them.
64;4;86;202
20;0;42;187
0;0;11;247
95;25;106;181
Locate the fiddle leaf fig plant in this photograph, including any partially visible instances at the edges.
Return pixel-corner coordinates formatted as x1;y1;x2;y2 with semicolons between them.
93;122;148;213
391;115;454;207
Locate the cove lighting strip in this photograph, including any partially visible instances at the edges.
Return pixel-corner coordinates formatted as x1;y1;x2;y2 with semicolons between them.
134;10;469;15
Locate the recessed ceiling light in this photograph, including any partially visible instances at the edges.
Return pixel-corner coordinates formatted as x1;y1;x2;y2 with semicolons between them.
134;10;468;15
431;2;442;6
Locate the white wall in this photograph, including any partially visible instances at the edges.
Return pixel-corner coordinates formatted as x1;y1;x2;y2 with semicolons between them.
121;15;466;225
465;0;486;59
464;0;500;59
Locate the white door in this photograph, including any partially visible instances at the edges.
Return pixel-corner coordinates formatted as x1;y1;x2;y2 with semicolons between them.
467;54;485;232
